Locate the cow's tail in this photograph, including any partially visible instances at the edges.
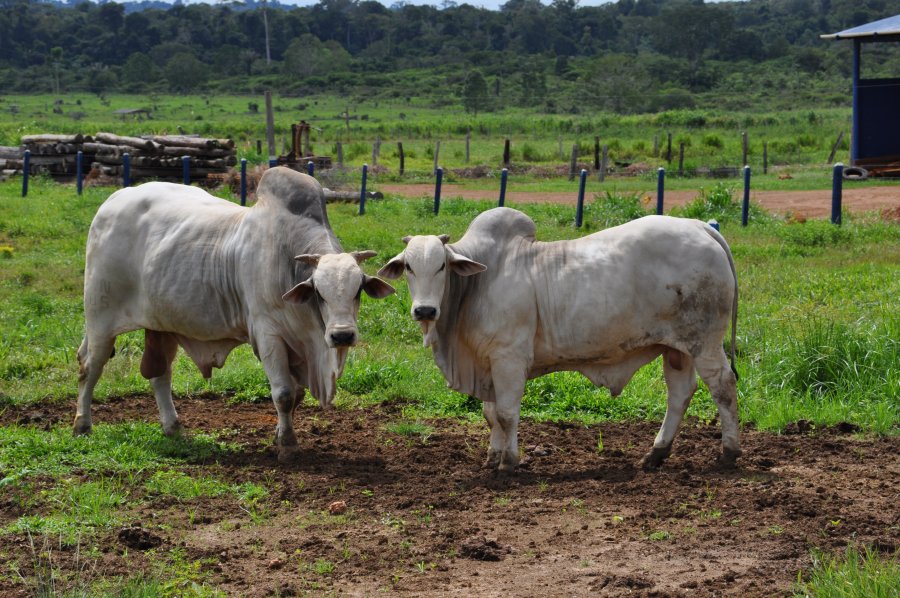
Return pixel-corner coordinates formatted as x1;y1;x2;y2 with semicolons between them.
705;225;739;381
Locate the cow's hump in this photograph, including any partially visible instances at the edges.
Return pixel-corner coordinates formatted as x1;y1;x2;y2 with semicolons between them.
463;207;536;244
254;166;327;224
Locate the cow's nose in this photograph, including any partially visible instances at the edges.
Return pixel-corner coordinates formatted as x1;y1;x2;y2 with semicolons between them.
413;306;437;321
330;330;356;346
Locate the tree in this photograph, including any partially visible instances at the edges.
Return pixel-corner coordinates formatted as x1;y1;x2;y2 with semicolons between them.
164;52;208;93
462;70;490;116
122;52;160;92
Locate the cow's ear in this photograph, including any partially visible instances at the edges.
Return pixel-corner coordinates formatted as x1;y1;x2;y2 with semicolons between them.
448;251;486;277
362;275;396;299
351;250;378;264
438;234;451;244
401;236;412;245
294;254;321;266
282;279;315;303
377;254;406;280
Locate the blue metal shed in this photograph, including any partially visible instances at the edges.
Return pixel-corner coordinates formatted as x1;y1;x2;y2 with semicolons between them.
822;15;900;172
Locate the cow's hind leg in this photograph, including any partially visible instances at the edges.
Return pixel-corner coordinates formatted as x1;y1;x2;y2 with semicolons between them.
695;347;741;466
642;350;697;470
74;334;116;435
142;330;182;436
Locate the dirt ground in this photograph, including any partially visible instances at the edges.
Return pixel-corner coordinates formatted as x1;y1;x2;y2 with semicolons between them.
1;395;897;597
377;183;900;219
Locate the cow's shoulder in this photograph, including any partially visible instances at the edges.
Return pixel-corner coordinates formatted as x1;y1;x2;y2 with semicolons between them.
461;207;536;245
254;166;326;224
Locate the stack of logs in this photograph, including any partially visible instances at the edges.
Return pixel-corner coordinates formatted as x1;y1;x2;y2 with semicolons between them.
0;133;236;182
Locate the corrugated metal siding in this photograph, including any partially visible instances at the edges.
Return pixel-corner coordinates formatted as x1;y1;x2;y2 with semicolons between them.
821;14;900;39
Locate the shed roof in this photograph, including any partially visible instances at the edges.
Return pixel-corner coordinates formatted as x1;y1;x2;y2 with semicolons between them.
821;14;900;40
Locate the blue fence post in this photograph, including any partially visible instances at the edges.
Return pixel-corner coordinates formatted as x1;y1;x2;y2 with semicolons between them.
21;150;30;197
269;157;278;168
831;163;843;225
240;159;247;206
656;167;665;215
307;160;315;177
741;165;751;227
708;220;720;231
122;153;130;188
76;151;83;195
433;167;443;215
575;168;587;228
499;168;508;207
359;163;368;216
182;156;190;185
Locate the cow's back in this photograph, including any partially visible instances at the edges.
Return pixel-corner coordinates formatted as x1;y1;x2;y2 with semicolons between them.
84;183;248;336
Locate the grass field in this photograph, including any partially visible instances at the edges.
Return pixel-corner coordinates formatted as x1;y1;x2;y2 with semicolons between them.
0;176;897;595
0;93;877;186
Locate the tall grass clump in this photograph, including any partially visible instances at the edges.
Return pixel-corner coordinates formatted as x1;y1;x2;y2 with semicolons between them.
670;182;771;224
794;545;899;598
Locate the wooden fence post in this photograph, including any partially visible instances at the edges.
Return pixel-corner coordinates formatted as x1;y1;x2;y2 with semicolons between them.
568;144;578;181
398;141;405;176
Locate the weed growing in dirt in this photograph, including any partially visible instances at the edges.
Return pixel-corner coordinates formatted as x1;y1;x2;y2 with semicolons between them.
384;420;435;444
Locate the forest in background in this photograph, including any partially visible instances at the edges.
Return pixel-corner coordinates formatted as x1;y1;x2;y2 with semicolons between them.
0;0;897;114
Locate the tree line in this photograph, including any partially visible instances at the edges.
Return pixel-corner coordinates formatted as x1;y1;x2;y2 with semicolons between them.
0;0;894;113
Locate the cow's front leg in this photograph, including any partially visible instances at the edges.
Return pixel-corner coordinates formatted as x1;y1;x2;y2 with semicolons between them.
488;358;527;473
258;337;301;463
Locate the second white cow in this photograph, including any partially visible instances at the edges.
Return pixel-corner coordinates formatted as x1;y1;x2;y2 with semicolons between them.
379;208;739;472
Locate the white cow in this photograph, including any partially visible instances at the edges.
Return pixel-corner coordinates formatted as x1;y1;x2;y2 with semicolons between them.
379;208;739;472
74;167;395;461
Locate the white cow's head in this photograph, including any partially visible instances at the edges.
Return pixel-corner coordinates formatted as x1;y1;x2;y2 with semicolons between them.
283;251;395;349
378;235;485;333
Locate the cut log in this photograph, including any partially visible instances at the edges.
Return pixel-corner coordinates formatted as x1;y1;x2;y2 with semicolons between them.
95;132;158;152
21;134;84;144
0;146;23;159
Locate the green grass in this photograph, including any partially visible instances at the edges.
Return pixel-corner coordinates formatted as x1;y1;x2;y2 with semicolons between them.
794;546;899;598
1;178;897;434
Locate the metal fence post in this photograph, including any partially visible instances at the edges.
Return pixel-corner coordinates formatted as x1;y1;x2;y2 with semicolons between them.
741;165;751;227
359;163;368;216
76;151;83;195
123;152;130;188
240;158;247;206
832;163;843;225
307;160;315;177
182;156;190;185
575;169;587;228
21;150;30;197
499;168;508;207
433;167;443;215
656;167;665;215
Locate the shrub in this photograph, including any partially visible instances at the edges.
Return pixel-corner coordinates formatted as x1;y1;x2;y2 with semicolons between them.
587;191;652;228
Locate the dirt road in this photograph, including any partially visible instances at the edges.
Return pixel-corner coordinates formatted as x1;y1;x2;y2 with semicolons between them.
378;183;900;219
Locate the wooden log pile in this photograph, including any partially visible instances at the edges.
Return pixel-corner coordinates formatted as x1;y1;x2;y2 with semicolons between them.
89;133;236;182
10;133;236;182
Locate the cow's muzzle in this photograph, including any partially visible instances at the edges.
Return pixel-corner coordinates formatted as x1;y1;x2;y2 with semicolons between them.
413;305;438;321
328;328;358;347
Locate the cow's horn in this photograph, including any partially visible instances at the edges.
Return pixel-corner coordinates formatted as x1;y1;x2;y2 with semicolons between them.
351;250;377;264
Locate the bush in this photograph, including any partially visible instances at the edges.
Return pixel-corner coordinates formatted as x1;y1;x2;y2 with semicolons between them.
587;191;652;228
778;220;851;248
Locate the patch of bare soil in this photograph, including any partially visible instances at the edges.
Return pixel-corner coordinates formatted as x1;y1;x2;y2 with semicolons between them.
377;183;900;219
2;395;897;597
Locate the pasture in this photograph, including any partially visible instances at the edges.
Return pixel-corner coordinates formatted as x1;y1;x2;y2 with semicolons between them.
0;176;897;596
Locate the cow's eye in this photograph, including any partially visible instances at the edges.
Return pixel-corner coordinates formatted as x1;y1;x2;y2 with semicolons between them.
437;262;446;274
405;263;414;275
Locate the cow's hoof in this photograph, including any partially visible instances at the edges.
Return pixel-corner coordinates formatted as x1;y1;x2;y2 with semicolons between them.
498;452;519;473
72;417;92;436
483;449;501;470
640;446;672;470
162;421;184;437
277;445;301;464
717;447;742;468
